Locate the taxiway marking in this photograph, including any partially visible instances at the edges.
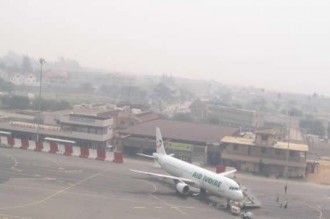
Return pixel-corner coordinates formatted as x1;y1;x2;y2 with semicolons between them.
143;181;188;216
0;169;109;210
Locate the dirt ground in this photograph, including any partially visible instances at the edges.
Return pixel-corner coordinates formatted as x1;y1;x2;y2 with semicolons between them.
308;157;330;185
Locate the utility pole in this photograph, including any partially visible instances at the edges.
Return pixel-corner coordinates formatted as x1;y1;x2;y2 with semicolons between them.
36;58;46;143
285;111;291;196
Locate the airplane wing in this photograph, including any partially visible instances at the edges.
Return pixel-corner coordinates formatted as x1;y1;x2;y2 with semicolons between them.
218;169;237;176
130;169;196;185
136;153;156;159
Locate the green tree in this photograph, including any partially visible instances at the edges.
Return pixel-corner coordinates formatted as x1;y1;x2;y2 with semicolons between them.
0;78;14;93
120;86;147;103
299;119;325;137
172;113;194;122
1;95;30;109
204;113;220;125
21;55;33;72
153;83;173;102
80;82;94;93
32;98;71;111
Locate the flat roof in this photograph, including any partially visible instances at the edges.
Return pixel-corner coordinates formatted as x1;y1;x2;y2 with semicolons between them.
274;142;309;152
221;136;255;146
221;136;309;152
0;122;110;142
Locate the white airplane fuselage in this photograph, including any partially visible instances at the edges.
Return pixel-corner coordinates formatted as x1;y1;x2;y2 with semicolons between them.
155;153;243;201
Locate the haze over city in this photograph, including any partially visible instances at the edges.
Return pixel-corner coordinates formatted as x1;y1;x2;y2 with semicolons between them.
1;0;330;94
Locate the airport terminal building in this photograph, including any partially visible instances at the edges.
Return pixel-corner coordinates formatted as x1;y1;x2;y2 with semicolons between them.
0;109;311;178
0;110;114;149
117;119;239;164
220;130;309;178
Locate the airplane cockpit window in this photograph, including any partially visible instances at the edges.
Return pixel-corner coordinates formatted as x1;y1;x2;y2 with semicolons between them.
229;186;240;190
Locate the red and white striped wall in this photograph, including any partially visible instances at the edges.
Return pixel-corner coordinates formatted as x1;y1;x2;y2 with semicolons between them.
0;136;122;163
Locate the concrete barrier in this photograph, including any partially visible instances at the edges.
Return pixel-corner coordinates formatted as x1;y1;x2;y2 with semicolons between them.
1;137;115;163
20;139;29;149
89;149;97;159
72;146;81;157
64;144;73;156
28;140;36;150
11;137;18;148
0;136;9;147
35;142;43;151
80;147;89;158
113;151;123;163
42;142;51;153
57;144;65;155
96;148;106;161
49;142;58;153
106;151;114;161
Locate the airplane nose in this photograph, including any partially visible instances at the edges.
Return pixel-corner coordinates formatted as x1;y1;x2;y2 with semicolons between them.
234;190;244;201
238;190;244;200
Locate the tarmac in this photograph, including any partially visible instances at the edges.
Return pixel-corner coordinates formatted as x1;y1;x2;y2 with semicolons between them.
0;147;329;219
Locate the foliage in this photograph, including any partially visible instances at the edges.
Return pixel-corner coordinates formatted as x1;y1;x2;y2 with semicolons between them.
152;83;174;102
203;113;220;125
32;98;71;111
21;55;33;72
1;95;30;109
119;85;147;103
80;82;94;92
178;88;195;102
100;84;147;103
53;57;81;69
0;94;71;111
299;118;325;137
289;108;303;117
0;78;14;93
172;112;194;122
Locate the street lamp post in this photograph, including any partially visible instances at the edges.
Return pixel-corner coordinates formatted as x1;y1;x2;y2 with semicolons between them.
36;58;46;143
284;111;292;199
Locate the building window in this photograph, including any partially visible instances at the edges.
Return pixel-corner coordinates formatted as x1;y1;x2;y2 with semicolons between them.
261;135;268;141
233;145;238;151
261;147;267;154
275;149;281;155
290;150;297;157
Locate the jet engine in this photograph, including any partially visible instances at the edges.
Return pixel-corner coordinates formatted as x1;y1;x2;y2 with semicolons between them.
176;182;190;195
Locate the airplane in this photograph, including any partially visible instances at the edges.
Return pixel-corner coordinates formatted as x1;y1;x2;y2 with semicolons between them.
130;127;244;204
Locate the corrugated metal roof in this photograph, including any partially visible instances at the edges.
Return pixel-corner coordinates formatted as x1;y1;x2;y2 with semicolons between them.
120;119;238;143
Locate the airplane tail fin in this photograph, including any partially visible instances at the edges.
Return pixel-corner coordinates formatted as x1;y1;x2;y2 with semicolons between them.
156;127;167;155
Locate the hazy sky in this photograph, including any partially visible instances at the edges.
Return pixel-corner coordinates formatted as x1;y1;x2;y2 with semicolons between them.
1;0;330;94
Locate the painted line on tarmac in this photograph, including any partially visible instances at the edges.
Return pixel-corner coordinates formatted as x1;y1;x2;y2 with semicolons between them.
0;169;109;210
143;181;188;216
7;154;18;169
10;167;22;172
296;201;323;219
5;154;23;172
177;206;195;209
149;195;187;216
134;206;146;209
0;213;35;219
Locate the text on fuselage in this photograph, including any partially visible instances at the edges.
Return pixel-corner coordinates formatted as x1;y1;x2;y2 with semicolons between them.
192;172;222;188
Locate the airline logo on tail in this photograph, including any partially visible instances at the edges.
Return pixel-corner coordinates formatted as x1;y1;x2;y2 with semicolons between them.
156;139;163;148
156;127;166;155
